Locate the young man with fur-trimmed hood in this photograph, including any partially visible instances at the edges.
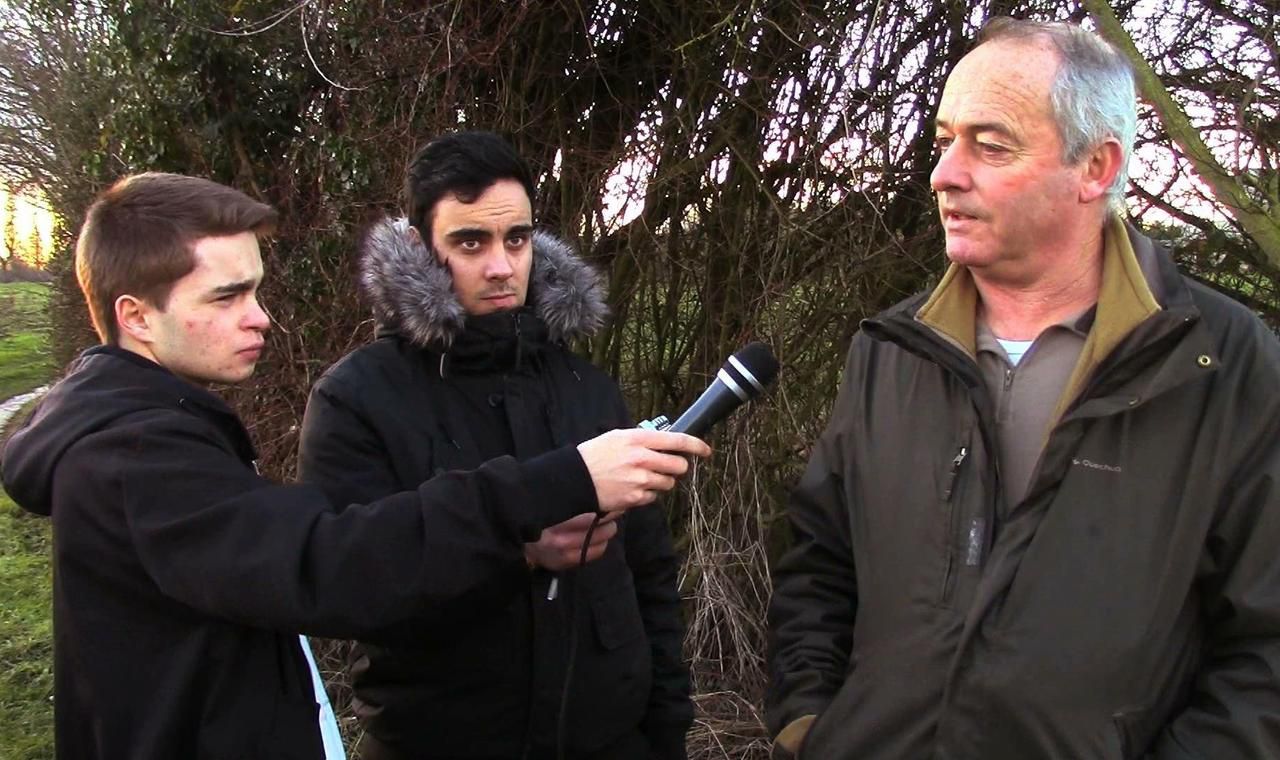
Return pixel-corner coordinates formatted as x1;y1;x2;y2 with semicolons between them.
297;132;693;760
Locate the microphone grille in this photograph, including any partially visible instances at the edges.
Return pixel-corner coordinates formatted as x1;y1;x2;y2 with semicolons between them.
726;341;780;397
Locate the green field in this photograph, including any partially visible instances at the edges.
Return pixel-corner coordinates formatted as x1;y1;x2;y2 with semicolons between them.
0;280;56;759
0;494;53;760
0;282;55;400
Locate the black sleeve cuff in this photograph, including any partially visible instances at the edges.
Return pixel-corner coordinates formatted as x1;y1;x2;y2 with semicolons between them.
515;444;598;540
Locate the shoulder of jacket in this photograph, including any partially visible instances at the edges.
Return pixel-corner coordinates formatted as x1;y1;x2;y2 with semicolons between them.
67;405;222;463
315;338;429;394
1185;277;1280;366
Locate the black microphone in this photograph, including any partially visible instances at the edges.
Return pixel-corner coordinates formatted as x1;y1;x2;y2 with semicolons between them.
643;342;780;437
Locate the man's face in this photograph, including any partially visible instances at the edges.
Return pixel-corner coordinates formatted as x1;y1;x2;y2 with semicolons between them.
146;231;270;385
931;40;1088;281
429;178;533;316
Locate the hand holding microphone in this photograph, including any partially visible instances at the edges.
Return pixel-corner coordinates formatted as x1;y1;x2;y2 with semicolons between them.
578;341;780;514
576;428;710;512
551;341;780;580
541;430;704;596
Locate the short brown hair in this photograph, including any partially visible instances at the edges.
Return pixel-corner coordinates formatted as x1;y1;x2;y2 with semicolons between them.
75;172;278;343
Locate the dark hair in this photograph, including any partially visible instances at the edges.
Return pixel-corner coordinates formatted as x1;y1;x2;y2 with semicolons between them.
75;172;278;344
403;131;536;241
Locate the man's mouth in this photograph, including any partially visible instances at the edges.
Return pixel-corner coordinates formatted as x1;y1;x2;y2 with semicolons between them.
943;208;980;221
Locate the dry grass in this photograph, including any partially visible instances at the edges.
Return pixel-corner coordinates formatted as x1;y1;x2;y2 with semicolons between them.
680;432;781;760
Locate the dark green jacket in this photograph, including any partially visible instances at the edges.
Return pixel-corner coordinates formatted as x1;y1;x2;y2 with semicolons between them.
766;222;1280;759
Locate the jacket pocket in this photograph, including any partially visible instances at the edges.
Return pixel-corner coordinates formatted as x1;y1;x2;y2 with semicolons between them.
591;587;646;650
570;584;651;749
936;439;970;606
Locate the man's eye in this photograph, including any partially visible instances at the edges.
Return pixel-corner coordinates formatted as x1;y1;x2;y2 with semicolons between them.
934;137;953;153
459;240;482;251
506;235;527;248
979;142;1008;155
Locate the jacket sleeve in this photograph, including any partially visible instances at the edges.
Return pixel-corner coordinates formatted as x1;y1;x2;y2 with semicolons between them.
293;371;551;636
90;407;596;640
1152;361;1280;759
764;341;861;759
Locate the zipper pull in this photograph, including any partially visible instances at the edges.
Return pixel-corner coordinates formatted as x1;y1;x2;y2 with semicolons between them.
943;446;968;500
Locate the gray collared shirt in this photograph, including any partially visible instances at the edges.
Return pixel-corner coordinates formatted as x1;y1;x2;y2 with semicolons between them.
976;309;1093;510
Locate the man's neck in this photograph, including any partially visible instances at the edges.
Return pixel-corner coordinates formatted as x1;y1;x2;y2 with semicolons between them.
116;334;161;366
112;336;200;386
973;227;1105;341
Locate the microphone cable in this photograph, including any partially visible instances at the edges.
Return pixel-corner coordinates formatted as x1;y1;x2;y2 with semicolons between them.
555;511;604;760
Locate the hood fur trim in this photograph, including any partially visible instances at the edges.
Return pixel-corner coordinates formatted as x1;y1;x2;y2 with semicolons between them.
359;217;608;348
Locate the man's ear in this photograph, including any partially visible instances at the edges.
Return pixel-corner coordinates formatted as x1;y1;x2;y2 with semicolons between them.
114;294;155;346
1079;139;1124;204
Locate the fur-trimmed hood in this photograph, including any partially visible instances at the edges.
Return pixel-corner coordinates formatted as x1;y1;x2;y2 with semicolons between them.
359;217;608;348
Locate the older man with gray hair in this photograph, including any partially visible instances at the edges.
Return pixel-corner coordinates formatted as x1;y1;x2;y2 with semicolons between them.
766;17;1280;760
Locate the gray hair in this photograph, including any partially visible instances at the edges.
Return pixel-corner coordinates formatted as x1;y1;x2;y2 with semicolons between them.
978;18;1137;206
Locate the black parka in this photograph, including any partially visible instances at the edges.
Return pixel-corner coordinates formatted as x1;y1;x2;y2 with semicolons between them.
0;346;598;760
296;221;692;759
766;223;1280;759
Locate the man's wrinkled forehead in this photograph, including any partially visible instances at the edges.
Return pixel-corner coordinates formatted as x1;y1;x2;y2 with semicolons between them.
937;39;1060;127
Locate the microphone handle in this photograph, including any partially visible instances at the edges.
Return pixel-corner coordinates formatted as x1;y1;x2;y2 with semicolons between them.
668;384;742;437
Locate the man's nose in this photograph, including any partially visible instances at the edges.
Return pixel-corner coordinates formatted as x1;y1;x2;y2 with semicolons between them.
930;143;970;193
485;247;514;280
245;296;271;332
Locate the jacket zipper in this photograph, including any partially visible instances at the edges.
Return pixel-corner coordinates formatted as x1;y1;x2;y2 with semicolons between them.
940;444;968;603
862;315;998;605
943;446;968;500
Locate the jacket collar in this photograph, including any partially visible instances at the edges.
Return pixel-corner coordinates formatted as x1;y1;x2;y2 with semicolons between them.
914;214;1162;359
91;345;257;461
872;218;1217;422
442;308;549;376
359;217;608;349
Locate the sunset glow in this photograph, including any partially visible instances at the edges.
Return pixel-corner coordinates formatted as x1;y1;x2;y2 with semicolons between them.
0;188;57;268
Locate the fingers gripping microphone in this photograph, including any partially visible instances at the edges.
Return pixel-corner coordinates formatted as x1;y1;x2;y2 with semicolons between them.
642;342;780;437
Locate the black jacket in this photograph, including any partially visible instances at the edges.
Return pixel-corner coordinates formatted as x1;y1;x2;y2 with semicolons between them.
766;223;1280;759
297;221;692;759
0;346;598;760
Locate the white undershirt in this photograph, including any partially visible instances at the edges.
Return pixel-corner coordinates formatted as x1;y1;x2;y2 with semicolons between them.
996;337;1035;367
